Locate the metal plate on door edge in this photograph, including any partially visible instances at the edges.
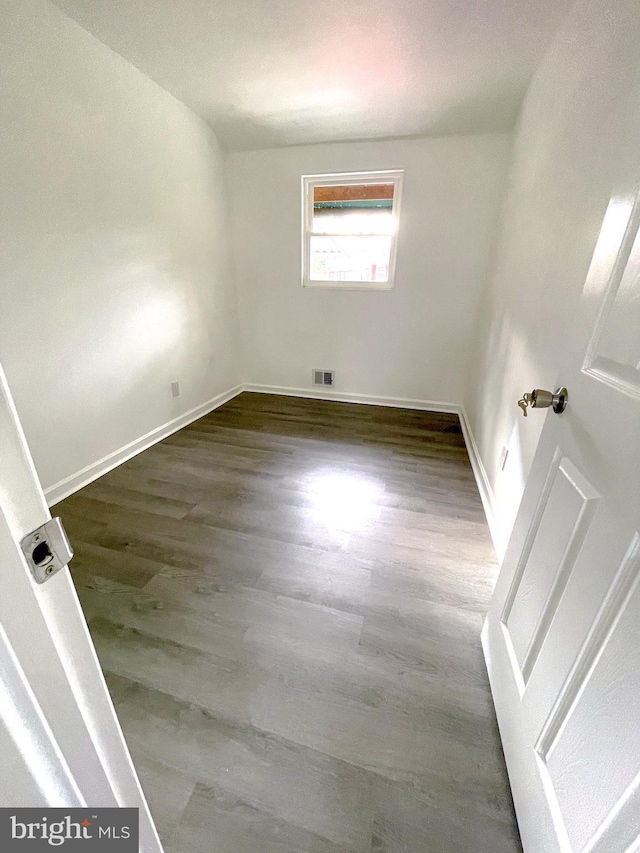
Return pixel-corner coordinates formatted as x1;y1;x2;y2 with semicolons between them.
20;517;74;584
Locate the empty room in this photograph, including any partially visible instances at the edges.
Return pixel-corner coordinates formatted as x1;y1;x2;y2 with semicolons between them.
1;0;639;850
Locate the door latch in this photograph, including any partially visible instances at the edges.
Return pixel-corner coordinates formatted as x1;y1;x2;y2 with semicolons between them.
20;517;74;584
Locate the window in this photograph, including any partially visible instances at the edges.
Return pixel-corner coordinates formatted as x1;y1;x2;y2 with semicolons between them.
302;170;403;290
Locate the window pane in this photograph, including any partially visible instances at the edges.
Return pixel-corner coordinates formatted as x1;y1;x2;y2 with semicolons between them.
310;235;392;282
313;183;395;235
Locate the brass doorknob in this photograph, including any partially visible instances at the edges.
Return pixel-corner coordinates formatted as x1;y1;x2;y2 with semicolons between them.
518;387;568;417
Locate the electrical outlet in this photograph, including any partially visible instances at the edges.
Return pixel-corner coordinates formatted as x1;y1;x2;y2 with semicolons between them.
171;381;180;398
499;445;509;471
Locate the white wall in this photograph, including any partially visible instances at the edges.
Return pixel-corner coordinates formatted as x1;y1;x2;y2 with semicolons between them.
0;0;241;499
464;0;640;556
227;136;510;405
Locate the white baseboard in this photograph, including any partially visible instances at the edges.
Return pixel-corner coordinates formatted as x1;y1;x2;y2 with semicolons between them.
458;407;504;562
243;383;459;414
45;384;244;506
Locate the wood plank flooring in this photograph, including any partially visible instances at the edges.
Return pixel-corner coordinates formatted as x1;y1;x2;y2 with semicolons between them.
57;392;521;852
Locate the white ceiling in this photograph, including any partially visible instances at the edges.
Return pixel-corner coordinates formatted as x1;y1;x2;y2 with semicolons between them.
52;0;571;151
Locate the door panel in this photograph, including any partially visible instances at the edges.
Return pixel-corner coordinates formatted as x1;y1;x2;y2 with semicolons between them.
504;456;599;680
525;510;634;739
584;204;640;400
544;534;640;852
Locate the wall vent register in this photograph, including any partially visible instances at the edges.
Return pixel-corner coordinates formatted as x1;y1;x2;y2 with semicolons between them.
313;370;335;388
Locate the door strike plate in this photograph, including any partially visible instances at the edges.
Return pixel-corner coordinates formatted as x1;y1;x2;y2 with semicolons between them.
20;517;74;584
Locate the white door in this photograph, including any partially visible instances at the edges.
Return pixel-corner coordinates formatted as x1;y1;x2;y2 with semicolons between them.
483;89;640;851
0;361;162;851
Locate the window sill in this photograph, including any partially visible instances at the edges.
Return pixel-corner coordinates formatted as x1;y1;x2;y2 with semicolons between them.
302;279;394;291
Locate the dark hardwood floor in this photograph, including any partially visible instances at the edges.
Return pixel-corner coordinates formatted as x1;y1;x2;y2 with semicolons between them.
58;392;521;852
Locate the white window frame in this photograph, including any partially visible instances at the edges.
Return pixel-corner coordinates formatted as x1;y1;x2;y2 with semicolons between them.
301;169;404;290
